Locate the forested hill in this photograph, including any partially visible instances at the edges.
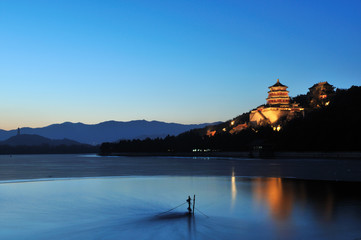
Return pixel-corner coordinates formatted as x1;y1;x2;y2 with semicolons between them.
100;85;361;154
276;85;361;151
0;134;82;146
0;134;97;154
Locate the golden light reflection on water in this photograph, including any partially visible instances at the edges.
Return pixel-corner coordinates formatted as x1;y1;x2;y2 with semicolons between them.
251;177;336;223
231;169;237;209
252;177;293;221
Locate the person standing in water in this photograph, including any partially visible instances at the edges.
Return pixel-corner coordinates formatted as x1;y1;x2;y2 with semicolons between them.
186;196;192;214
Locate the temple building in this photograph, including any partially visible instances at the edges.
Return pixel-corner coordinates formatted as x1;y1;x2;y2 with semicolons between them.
308;81;335;108
266;79;290;105
250;79;304;127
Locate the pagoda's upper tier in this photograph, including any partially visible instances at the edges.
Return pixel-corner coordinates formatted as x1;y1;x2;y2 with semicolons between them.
266;79;290;105
269;78;288;89
268;79;288;88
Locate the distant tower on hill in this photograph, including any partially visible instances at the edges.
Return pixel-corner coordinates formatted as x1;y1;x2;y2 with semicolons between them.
249;79;304;127
17;127;21;136
266;79;290;105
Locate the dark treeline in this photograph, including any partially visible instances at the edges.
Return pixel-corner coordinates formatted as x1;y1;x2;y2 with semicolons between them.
100;129;254;153
100;86;361;154
0;144;99;155
277;86;361;151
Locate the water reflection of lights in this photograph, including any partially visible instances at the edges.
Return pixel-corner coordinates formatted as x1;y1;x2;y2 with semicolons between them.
231;169;237;209
252;178;293;221
252;178;337;223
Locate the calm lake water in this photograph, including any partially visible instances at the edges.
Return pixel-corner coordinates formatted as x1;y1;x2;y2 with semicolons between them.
1;174;361;239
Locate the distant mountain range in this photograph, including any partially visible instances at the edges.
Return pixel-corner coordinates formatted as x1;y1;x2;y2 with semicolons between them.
0;134;83;146
0;120;219;145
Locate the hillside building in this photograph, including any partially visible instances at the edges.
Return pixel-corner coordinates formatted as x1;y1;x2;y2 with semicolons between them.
266;79;290;105
250;79;304;127
308;82;335;108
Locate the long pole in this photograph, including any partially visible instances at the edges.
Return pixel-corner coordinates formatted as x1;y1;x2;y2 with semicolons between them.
193;195;195;216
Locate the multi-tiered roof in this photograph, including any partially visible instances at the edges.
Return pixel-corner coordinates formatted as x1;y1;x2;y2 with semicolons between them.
266;79;290;105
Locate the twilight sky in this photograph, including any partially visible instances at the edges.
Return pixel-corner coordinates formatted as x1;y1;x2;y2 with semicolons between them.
0;0;360;130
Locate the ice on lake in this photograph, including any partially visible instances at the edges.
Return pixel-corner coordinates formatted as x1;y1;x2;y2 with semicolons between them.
1;176;361;240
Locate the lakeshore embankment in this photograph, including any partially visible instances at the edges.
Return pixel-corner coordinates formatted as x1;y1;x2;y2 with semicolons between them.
105;151;361;159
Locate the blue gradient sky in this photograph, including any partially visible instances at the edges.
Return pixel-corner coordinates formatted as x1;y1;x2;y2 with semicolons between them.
0;0;360;130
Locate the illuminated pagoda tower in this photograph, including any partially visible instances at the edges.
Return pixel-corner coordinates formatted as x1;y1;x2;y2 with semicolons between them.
250;79;304;127
266;79;290;106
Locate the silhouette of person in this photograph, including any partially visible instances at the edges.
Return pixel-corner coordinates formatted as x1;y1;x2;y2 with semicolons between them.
186;196;192;214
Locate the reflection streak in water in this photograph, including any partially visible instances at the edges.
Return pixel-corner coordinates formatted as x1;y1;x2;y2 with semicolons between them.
252;177;294;221
231;168;237;209
249;177;347;223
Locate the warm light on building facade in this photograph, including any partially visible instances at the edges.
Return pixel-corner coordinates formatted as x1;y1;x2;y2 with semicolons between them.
273;125;281;131
206;130;216;137
250;79;304;127
266;79;290;105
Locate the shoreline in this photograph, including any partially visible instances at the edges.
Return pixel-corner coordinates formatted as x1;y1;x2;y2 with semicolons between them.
102;151;361;159
1;154;361;183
